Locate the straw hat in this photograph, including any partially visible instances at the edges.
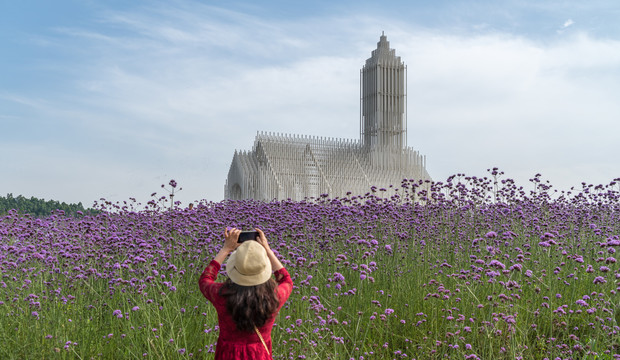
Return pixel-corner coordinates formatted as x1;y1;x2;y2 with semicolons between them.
226;240;272;286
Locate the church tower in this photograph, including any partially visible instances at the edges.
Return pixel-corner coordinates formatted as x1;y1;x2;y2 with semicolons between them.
360;32;407;150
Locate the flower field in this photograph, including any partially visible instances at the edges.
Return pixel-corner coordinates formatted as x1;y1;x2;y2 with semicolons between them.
1;171;620;359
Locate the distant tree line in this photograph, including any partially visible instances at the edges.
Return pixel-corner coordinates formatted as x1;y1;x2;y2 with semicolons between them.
0;193;97;217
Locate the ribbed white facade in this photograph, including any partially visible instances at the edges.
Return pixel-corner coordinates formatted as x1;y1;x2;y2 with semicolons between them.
361;33;407;150
225;34;431;201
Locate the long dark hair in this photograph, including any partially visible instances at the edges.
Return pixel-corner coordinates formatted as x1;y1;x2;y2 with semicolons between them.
219;278;280;332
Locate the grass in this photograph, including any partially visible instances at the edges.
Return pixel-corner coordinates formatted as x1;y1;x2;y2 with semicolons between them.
1;183;620;359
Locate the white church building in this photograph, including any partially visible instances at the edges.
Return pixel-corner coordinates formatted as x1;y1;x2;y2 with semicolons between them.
225;34;432;201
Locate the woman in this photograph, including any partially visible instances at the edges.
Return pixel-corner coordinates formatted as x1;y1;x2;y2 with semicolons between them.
198;228;293;359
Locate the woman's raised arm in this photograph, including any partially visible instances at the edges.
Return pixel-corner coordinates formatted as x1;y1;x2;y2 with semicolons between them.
255;228;284;272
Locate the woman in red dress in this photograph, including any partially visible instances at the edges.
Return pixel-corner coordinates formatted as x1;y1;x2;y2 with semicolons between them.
198;228;293;359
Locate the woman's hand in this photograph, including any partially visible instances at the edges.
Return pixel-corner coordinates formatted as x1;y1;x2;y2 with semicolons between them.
223;227;241;252
255;228;283;271
255;228;271;252
212;227;241;265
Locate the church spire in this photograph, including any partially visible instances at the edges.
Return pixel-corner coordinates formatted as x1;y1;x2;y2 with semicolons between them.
360;33;407;152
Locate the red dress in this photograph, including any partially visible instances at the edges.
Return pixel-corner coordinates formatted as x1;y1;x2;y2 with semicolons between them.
198;260;293;360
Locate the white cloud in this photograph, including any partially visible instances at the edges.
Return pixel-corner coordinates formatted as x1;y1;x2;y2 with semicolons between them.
557;18;575;34
400;31;620;190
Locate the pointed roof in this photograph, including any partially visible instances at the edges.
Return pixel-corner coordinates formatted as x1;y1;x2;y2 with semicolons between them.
365;32;403;67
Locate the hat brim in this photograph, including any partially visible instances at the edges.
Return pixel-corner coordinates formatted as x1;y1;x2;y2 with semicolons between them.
226;246;272;286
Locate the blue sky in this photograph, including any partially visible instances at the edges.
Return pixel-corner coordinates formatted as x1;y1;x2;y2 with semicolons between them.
1;0;619;207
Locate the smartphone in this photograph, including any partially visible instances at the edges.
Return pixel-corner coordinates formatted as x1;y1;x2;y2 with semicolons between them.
238;231;258;243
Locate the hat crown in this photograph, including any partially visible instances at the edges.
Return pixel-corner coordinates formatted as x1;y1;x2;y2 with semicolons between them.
235;242;267;275
226;240;272;286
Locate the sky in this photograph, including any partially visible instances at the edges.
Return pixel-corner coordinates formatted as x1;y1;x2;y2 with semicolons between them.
1;0;620;208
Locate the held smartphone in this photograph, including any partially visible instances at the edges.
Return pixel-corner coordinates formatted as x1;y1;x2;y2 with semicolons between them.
238;231;259;243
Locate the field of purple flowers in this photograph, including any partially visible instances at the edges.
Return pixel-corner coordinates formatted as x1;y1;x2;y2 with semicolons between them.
1;171;620;359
